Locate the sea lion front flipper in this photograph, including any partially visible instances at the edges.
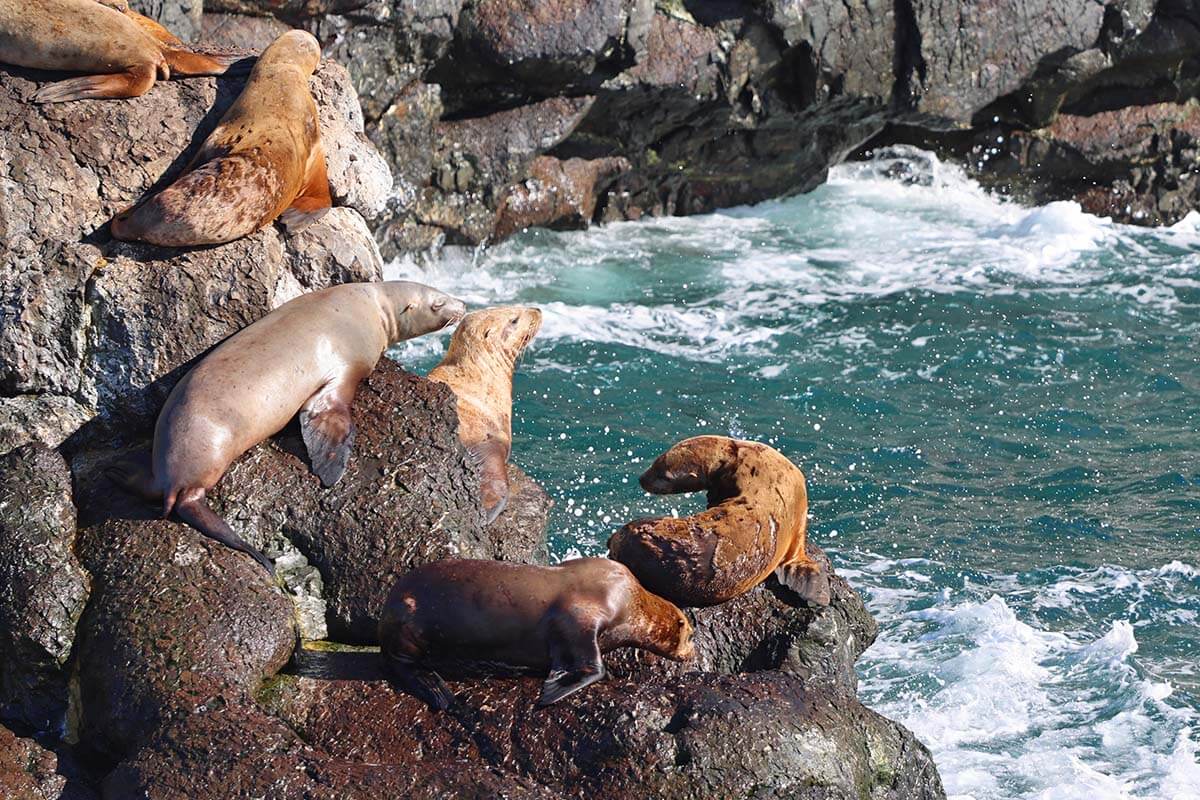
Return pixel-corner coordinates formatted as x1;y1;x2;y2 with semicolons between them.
774;560;831;607
467;439;510;525
280;146;333;234
300;390;356;488
539;609;604;706
32;64;157;103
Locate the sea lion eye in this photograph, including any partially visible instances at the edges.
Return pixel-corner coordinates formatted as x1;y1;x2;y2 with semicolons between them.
432;299;446;311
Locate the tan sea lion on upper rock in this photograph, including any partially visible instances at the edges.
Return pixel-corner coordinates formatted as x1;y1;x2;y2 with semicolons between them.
108;281;467;574
0;0;241;102
608;435;830;608
109;29;331;247
379;557;695;709
427;306;542;524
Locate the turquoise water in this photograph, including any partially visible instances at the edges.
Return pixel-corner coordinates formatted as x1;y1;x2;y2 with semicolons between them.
390;150;1200;799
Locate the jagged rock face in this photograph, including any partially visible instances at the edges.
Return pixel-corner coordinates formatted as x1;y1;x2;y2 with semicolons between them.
130;0;204;41
0;725;96;800
0;63;388;446
485;464;553;564
0;445;89;734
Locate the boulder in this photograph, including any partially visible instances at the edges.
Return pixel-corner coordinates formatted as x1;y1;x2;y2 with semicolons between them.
0;395;91;456
0;445;89;734
0;725;96;800
71;509;296;759
262;664;943;799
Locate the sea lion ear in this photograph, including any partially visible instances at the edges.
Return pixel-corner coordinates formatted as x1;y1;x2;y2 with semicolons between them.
401;302;415;314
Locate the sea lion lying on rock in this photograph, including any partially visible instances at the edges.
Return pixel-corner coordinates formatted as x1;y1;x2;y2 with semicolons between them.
109;281;466;574
608;435;830;607
110;30;331;246
427;306;542;524
0;0;241;102
379;557;694;708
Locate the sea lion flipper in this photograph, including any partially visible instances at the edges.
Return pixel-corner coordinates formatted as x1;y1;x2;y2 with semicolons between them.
384;655;454;711
32;64;156;103
281;147;333;234
104;450;160;503
127;10;182;46
173;492;274;575
774;560;831;607
467;440;510;525
300;401;355;487
164;48;248;77
539;609;604;706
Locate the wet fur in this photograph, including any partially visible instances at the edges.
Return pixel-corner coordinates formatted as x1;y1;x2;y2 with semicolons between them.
378;557;694;708
608;436;829;607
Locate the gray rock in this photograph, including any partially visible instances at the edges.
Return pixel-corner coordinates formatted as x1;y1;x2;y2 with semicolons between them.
130;0;204;42
0;724;96;800
0;395;91;455
0;446;89;734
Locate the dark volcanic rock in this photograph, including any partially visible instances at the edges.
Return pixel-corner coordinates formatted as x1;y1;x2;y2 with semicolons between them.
0;445;89;734
263;664;943;799
0;725;96;800
72;511;296;759
484;464;553;564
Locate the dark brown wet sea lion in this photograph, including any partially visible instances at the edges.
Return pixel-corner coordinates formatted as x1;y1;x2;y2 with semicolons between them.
0;0;240;102
608;435;830;607
109;281;467;574
109;29;330;246
378;557;695;708
427;306;542;524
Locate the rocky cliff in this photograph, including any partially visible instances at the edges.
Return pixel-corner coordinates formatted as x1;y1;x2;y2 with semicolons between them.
184;0;1199;263
0;15;944;799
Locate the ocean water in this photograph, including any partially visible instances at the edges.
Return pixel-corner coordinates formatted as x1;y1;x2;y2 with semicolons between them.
388;149;1200;800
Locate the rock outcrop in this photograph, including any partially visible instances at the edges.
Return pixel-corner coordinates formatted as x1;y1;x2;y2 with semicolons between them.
199;0;1199;258
0;446;88;734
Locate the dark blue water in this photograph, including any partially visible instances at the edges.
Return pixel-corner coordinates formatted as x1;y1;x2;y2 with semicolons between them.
390;150;1200;799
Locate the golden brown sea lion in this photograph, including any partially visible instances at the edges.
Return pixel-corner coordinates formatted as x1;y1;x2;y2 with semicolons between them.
0;0;240;102
109;281;467;574
378;557;695;708
608;435;830;608
427;306;542;524
109;29;330;247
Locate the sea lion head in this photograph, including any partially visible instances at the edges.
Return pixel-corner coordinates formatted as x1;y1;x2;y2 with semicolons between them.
639;435;745;503
446;306;543;366
639;591;696;661
262;30;322;76
378;281;467;343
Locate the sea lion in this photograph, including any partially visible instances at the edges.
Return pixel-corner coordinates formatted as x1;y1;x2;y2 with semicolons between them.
0;0;241;102
109;30;330;247
109;281;467;574
607;435;830;608
378;557;694;709
427;306;542;524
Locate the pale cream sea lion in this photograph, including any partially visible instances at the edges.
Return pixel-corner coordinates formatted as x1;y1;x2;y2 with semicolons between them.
378;557;695;708
608;435;830;607
0;0;240;102
427;306;542;524
109;281;467;573
109;29;330;247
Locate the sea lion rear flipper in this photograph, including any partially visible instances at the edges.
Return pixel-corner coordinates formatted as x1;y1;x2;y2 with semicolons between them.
300;397;355;488
164;48;252;77
173;492;275;575
281;145;333;234
467;440;510;525
775;560;831;607
32;64;157;103
539;609;604;706
104;450;161;503
128;11;183;46
385;655;455;711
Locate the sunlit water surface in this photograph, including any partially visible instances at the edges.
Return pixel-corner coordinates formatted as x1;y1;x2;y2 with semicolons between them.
389;151;1200;800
